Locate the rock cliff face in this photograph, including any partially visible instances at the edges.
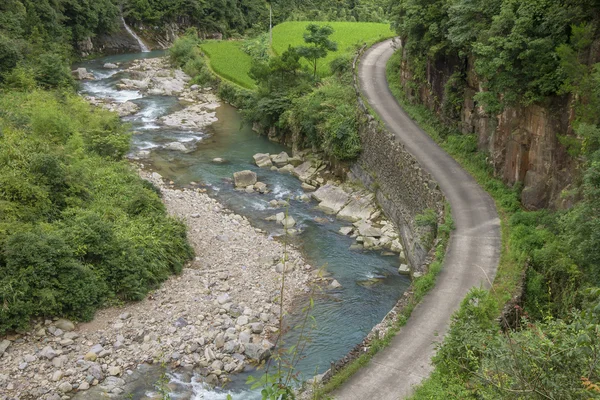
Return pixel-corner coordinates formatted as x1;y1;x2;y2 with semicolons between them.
397;47;579;210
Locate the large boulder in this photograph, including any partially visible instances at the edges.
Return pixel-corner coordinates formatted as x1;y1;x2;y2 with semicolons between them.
293;161;317;182
356;222;382;238
281;215;296;229
118;78;149;90
244;343;272;362
54;319;75;332
271;151;289;167
312;184;350;215
0;340;10;356
253;153;272;168
103;63;118;69
337;195;376;222
164;142;189;152
71;68;94;80
233;170;257;188
115;101;140;117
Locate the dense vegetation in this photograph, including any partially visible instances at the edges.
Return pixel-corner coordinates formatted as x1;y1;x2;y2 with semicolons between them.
183;21;393;160
0;1;194;334
123;0;390;36
385;0;600;397
0;0;120;89
0;91;192;334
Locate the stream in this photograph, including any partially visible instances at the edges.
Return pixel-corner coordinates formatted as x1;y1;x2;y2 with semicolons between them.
76;51;410;399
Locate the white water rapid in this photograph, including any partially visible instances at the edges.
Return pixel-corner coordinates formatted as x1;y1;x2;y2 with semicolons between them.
121;17;150;52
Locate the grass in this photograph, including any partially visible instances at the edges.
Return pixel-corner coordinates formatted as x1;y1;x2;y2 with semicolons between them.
200;40;256;90
272;21;395;77
316;204;453;397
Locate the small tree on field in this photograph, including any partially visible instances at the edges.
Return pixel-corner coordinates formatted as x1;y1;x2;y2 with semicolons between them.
297;24;337;79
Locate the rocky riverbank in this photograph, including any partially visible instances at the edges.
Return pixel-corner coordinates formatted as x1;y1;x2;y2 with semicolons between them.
0;57;315;400
0;171;314;400
247;151;409;270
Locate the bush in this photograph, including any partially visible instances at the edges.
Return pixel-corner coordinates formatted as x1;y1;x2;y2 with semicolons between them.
169;35;199;67
0;91;193;334
34;52;75;90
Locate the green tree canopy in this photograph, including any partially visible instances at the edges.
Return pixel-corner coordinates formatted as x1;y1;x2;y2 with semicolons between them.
296;23;338;78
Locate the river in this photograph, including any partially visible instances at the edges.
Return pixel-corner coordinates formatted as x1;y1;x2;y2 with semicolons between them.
76;51;410;399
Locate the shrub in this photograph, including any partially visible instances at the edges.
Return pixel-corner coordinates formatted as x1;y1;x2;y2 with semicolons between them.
169;35;199;67
0;91;193;334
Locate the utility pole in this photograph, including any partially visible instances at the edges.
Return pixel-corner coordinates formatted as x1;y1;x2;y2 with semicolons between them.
269;2;273;45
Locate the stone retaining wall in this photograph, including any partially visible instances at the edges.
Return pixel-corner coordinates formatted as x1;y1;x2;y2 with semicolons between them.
349;46;445;270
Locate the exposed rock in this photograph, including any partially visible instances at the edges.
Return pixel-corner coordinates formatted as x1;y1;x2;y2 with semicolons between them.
72;68;94;80
288;156;304;167
244;343;271;362
164;142;189;152
312;184;350;214
301;183;317;191
104;63;118;69
160;102;219;129
55;319;75;332
338;195;376;222
58;382;73;393
279;164;295;173
293;161;317;182
272;152;289;167
233;170;257;188
0;339;10;356
115;101;140;117
329;279;342;289
254;182;268;193
363;237;380;249
281;215;296;229
39;345;58;360
51;370;64;381
398;264;410;275
253;153;273;168
339;227;354;236
356;222;382;238
212;158;227;163
108;366;122;376
250;323;264;334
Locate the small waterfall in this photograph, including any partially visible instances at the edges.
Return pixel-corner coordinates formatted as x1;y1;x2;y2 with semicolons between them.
121;17;150;52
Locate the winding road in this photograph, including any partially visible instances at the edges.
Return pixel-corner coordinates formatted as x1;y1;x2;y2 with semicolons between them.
333;40;501;399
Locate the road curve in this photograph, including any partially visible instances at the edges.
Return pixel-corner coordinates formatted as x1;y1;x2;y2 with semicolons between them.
333;40;501;399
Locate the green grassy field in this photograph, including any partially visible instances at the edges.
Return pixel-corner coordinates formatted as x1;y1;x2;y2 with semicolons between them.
200;21;394;88
200;41;256;89
272;21;395;76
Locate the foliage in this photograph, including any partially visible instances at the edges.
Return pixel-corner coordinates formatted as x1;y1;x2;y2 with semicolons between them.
200;40;257;89
296;24;338;79
390;0;600;112
386;23;600;395
0;91;193;334
283;72;362;159
272;0;389;24
272;21;395;77
241;32;271;62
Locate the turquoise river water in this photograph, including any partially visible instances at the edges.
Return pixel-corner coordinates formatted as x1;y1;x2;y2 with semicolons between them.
76;52;409;399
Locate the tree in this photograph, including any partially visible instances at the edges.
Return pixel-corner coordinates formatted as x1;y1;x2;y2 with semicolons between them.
296;23;337;79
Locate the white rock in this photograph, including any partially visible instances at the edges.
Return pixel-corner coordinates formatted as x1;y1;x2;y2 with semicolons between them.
233;170;257;188
253;153;272;168
312;184;350;215
329;279;342;289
